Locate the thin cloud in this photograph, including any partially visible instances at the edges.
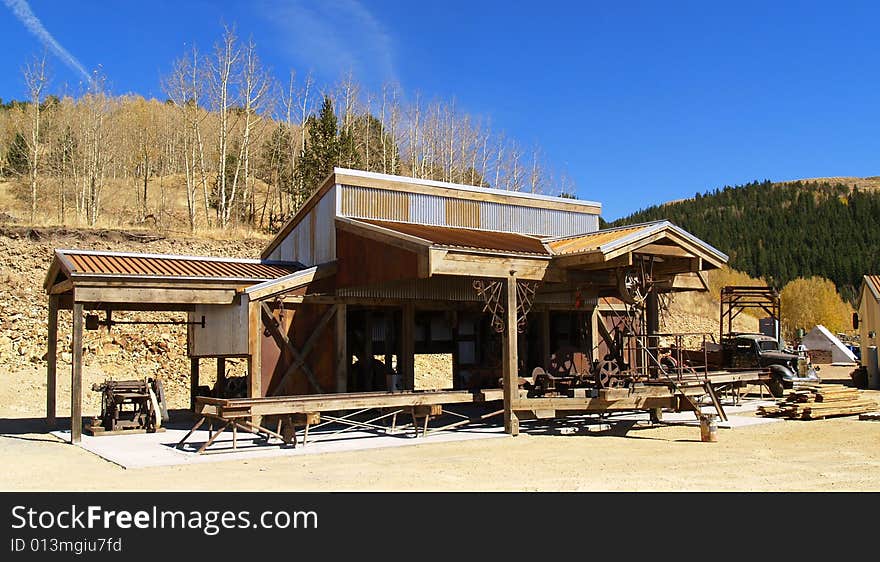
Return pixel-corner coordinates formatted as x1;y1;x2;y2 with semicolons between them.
3;0;92;84
264;0;397;85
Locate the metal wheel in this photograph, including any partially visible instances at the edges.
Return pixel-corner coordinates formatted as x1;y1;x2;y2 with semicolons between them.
595;360;620;388
618;269;648;306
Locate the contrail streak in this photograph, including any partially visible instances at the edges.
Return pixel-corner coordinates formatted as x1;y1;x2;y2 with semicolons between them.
3;0;92;84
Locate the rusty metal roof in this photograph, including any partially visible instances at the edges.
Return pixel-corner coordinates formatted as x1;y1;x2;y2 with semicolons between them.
547;223;654;255
360;219;551;255
865;275;880;300
53;249;301;283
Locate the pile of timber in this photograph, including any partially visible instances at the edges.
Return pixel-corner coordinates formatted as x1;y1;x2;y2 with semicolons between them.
756;384;878;420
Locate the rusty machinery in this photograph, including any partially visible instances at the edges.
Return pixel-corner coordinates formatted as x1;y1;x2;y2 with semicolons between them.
88;378;169;435
524;261;670;397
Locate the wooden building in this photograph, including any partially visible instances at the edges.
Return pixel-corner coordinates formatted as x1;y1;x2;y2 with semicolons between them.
857;275;880;361
44;168;729;443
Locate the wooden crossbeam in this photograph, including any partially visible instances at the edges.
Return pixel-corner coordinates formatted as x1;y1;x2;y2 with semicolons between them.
262;303;336;395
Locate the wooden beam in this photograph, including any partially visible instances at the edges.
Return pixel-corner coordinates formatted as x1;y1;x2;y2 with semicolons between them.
604;230;670;262
363;310;373;391
74;287;236;305
336;304;348;393
48;279;73;295
247;300;262;425
217;358;227;397
635;243;696;258
590;306;600;361
46;294;58;427
431;253;551;281
245;262;337;301
401;303;415;390
190;357;200;411
503;272;520;436
541;308;551;371
70;303;83;444
554;251;632;270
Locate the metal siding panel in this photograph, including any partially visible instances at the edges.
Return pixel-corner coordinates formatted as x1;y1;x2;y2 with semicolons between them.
478;201;599;237
315;190;335;262
445;198;480;228
295;213;312;266
409;192;446;226
341;185;409;221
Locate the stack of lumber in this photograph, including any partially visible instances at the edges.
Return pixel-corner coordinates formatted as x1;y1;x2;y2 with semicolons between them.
756;384;878;420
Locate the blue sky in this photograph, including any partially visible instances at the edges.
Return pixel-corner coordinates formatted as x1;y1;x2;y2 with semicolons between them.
2;0;878;221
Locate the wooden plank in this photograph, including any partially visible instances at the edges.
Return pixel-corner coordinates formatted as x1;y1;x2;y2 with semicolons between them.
70;302;83;444
47;294;58;426
503;273;520;435
247;300;262;425
336;304;348;393
635;244;695;258
512;395;678;411
431;253;550;281
196;389;501;417
74;287;236;305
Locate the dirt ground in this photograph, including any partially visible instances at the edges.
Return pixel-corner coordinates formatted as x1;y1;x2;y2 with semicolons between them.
2;363;879;492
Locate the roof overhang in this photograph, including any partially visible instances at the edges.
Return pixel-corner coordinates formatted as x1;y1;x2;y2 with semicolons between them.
45;249;303;307
336;217;556;282
544;220;727;284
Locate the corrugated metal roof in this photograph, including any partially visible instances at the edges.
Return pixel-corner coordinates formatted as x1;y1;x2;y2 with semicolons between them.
360;219;550;255
57;250;301;281
866;275;880;300
547;224;653;255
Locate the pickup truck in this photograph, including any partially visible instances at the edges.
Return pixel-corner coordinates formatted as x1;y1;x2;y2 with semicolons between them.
720;333;821;397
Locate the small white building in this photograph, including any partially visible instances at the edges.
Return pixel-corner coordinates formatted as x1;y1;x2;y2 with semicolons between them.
801;324;856;364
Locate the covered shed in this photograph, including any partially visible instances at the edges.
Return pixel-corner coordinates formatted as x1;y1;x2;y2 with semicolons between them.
44;168;729;443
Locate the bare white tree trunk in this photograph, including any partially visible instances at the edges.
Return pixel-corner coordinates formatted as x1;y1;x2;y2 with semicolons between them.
208;26;241;229
23;54;49;223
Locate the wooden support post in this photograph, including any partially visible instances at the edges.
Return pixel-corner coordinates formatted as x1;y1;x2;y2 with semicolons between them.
503;273;520;436
190;357;200;411
217;357;226;397
541;308;551;370
384;309;393;368
363;310;373;391
47;294;58;427
247;300;262;426
590;306;600;362
401;303;415;390
336;304;348;393
70;302;83;444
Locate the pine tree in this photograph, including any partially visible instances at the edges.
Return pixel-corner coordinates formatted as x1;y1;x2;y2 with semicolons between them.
296;96;342;200
5;132;30;176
